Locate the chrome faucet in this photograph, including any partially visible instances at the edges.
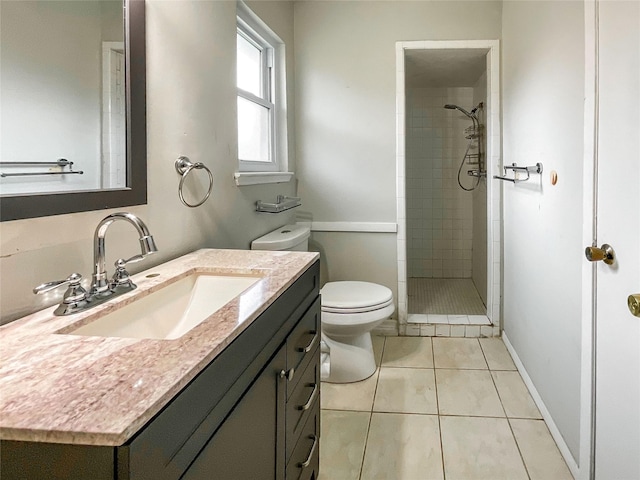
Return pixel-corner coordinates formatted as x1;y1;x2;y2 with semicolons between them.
91;212;158;296
34;212;158;316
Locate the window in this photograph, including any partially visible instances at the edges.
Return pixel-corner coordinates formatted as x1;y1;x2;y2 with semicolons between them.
236;3;288;178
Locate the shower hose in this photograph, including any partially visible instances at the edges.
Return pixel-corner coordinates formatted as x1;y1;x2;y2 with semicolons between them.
457;140;481;192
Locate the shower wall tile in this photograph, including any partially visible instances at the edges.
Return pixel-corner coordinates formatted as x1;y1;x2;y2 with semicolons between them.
450;325;466;337
421;324;436;336
436;325;451;337
465;325;481;337
406;324;421;336
406;87;476;278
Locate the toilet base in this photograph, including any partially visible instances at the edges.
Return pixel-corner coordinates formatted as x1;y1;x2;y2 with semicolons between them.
321;332;377;383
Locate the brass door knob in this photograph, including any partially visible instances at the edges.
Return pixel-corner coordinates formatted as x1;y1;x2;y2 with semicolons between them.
628;294;640;318
585;244;615;265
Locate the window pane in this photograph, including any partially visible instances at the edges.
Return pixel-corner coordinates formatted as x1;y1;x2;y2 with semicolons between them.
237;33;261;97
238;97;270;162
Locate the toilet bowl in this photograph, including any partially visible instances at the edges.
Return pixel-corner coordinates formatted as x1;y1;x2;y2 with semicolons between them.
320;281;394;383
251;224;395;383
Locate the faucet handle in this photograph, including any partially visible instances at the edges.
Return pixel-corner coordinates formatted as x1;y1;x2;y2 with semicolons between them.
120;254;145;265
33;273;88;305
110;258;138;290
34;273;83;295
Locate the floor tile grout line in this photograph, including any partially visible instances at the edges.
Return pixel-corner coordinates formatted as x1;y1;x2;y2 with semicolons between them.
320;408;542;421
371;336;386;410
357;335;386;480
432;337;447;480
475;337;490;370
479;339;506;417
357;406;373;480
380;365;437;370
438;413;524;420
433;366;489;371
371;409;440;416
484;349;531;479
506;417;533;480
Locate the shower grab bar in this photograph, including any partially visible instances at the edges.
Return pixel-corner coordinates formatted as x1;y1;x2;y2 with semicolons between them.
493;162;543;183
0;158;83;178
256;195;301;213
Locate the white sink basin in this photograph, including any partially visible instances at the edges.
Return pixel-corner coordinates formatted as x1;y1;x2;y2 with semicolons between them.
68;274;262;340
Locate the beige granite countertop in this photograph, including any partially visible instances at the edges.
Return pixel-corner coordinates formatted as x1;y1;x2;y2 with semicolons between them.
0;249;319;446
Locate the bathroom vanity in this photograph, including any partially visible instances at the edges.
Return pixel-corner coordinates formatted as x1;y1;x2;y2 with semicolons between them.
0;249;320;480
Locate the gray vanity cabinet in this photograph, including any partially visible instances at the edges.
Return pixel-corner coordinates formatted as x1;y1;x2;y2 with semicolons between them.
181;346;287;479
1;261;320;480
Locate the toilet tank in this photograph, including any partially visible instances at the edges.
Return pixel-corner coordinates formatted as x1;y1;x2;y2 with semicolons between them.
251;224;311;251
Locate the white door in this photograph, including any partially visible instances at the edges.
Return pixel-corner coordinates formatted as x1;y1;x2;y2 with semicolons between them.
594;1;640;478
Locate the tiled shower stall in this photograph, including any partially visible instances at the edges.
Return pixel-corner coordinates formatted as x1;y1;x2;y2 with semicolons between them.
405;87;476;280
394;41;502;339
405;84;492;336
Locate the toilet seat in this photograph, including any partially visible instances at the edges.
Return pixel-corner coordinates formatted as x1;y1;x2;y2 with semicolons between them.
321;281;393;313
322;298;394;314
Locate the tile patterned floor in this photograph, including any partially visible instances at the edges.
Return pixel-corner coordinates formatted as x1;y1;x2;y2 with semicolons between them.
408;278;486;315
319;336;574;480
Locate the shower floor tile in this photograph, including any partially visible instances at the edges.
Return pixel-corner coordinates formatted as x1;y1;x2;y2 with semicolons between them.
408;278;486;315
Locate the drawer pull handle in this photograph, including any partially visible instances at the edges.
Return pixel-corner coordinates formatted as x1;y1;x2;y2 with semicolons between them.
297;330;319;353
297;383;318;411
279;368;295;381
298;434;318;469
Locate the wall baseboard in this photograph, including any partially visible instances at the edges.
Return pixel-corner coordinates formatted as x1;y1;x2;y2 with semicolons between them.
309;222;397;233
502;332;581;479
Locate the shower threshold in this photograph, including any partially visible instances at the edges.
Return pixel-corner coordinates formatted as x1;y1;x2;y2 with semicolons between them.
405;278;498;337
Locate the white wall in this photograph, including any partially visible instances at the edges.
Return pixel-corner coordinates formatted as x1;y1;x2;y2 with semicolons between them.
0;0;297;324
310;231;398;291
502;0;584;462
294;1;502;305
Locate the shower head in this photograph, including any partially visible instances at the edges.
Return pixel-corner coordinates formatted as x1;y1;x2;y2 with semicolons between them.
444;104;474;118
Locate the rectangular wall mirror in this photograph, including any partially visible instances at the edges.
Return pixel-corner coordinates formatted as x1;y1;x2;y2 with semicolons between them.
0;0;146;222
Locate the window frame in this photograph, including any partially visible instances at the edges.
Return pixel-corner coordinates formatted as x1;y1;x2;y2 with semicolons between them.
236;4;283;173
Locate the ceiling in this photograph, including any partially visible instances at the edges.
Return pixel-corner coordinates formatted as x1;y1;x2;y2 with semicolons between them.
405;48;489;88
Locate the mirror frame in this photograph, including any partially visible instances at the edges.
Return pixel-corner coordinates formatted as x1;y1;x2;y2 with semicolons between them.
0;0;146;222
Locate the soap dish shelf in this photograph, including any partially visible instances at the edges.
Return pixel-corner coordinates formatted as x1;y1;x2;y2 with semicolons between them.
256;195;301;213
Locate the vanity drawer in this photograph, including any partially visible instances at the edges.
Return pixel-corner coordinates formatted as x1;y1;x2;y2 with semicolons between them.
286;297;320;399
286;398;320;480
286;346;320;461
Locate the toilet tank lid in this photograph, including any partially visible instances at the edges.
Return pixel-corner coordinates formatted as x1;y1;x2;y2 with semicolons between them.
321;281;393;310
251;224;311;251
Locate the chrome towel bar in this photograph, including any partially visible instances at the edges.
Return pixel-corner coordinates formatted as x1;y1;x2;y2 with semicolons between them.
0;171;84;178
0;159;72;167
493;162;543;183
0;158;83;178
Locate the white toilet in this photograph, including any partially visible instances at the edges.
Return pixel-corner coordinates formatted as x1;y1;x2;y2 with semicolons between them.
252;224;395;383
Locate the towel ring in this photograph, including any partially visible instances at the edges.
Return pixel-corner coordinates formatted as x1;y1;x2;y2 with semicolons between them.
175;156;213;208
